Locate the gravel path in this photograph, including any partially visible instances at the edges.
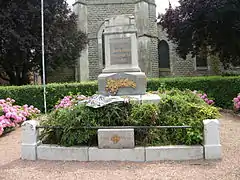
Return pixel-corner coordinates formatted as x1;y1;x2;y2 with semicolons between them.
0;113;239;180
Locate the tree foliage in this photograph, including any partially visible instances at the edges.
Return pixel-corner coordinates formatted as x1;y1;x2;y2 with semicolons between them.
159;0;240;67
0;0;87;85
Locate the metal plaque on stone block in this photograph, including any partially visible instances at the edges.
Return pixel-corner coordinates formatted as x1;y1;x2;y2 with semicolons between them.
98;129;135;149
110;37;132;65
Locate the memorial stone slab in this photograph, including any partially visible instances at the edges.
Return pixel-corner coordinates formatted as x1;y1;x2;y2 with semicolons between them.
110;37;132;65
98;129;135;149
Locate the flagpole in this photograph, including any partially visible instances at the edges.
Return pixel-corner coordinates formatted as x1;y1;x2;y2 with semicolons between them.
41;0;47;114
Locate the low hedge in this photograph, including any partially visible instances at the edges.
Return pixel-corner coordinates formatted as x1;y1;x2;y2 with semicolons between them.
0;76;239;112
147;76;240;109
0;81;97;112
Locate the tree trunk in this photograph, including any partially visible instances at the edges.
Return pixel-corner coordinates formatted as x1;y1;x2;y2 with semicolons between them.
6;67;30;86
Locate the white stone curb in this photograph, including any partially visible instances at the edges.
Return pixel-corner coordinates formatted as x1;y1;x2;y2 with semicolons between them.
35;145;204;162
145;145;203;161
21;119;222;162
37;145;88;161
89;147;145;162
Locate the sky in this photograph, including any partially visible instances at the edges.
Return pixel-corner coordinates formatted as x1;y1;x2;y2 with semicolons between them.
66;0;179;14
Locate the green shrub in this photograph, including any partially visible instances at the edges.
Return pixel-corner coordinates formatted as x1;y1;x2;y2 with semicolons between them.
0;82;97;112
147;76;240;109
40;89;220;147
0;76;239;111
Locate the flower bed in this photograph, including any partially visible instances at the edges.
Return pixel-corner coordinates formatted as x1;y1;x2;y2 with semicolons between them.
40;89;220;147
0;98;41;136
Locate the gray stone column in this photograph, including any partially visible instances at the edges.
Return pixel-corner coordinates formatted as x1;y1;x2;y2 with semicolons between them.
21;120;40;160
73;0;89;81
134;1;151;75
203;119;222;160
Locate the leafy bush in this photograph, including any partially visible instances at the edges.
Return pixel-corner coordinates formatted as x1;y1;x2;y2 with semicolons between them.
0;76;239;111
0;98;41;136
40;89;220;147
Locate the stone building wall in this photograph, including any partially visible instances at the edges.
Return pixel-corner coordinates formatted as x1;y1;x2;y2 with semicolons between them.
70;0;226;83
87;2;135;80
148;3;159;78
73;0;159;80
157;24;214;77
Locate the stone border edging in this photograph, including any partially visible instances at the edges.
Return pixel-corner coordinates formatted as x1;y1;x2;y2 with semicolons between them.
36;145;203;162
21;119;222;161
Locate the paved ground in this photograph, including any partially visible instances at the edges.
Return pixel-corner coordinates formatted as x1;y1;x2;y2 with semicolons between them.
0;113;239;180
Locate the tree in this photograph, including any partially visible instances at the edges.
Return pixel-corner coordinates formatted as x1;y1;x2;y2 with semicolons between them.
0;0;87;85
159;0;240;68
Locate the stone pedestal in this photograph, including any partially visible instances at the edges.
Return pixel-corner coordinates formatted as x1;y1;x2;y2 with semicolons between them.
98;15;147;96
98;72;146;96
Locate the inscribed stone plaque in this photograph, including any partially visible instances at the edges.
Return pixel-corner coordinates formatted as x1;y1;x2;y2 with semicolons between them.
98;129;134;149
110;37;132;65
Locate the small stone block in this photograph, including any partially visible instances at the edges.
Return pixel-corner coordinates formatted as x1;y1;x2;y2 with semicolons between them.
21;120;39;144
89;147;145;162
21;144;37;160
204;145;221;160
203;119;220;145
145;145;203;161
98;129;134;149
141;94;161;104
37;145;88;161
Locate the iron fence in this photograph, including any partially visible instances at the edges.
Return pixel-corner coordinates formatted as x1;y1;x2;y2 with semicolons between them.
36;125;192;130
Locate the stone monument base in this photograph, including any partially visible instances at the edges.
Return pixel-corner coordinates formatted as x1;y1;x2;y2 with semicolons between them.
98;72;147;96
116;93;161;104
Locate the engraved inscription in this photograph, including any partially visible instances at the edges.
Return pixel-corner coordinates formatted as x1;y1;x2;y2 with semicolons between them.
110;37;131;65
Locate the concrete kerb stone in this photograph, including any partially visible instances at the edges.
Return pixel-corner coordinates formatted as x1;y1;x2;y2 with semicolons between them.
89;147;145;162
37;145;89;161
145;145;203;161
35;145;206;162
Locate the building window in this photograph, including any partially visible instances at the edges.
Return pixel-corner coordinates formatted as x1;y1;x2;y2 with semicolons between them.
158;40;170;69
102;30;105;68
196;53;208;69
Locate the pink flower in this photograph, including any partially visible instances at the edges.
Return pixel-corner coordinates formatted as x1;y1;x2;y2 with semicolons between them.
233;98;239;103
208;100;214;105
235;104;240;110
202;94;207;99
6;98;11;101
5;112;11;119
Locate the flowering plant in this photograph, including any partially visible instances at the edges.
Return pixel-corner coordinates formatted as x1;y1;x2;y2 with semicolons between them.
0;98;41;136
233;94;240;112
192;90;215;105
54;95;87;109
